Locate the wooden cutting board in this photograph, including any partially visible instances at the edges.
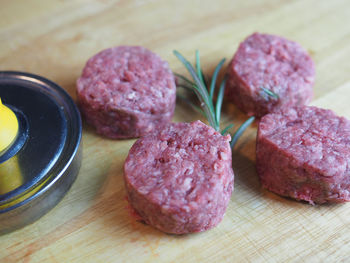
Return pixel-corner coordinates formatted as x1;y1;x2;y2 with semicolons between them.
1;0;350;262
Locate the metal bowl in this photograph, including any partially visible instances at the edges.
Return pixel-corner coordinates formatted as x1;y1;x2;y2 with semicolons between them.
0;71;82;234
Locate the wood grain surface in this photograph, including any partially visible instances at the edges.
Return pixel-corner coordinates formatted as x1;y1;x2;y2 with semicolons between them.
1;0;350;262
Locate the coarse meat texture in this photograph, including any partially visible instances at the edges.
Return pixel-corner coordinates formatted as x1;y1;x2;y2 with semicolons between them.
77;46;176;138
256;106;350;204
226;32;315;117
124;120;234;234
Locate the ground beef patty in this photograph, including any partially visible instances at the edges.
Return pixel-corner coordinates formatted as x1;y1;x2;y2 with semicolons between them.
256;106;350;204
124;120;234;234
77;46;176;139
226;33;315;117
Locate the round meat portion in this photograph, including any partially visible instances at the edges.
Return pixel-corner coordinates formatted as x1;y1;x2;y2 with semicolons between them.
77;46;176;139
256;106;350;204
226;33;315;117
124;120;234;234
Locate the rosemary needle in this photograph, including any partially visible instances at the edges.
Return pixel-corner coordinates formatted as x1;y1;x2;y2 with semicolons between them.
210;58;226;100
221;123;234;136
174;73;195;87
230;116;255;149
195;50;206;87
215;77;226;126
260;87;279;100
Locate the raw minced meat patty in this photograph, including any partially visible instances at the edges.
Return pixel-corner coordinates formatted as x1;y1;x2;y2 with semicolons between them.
124;120;234;234
77;46;176;139
226;33;315;117
256;106;350;204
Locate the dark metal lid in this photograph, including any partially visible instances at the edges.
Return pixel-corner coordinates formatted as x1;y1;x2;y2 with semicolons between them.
0;71;82;233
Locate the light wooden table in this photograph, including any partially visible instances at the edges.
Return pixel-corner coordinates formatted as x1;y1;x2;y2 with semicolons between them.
1;0;350;262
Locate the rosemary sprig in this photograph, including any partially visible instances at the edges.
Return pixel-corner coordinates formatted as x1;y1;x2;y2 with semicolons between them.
174;50;218;131
174;50;255;149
